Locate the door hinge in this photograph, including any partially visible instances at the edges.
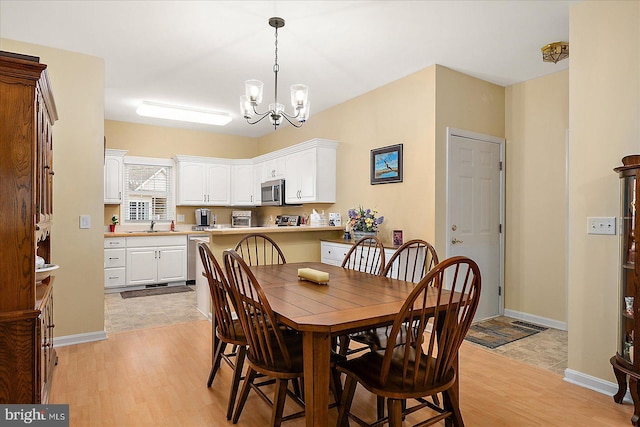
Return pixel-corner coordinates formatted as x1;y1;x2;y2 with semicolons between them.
499;161;503;171
499;224;502;233
499;286;502;296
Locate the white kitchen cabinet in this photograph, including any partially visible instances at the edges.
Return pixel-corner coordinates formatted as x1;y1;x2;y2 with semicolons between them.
104;149;127;204
231;161;257;206
104;237;126;289
124;235;187;287
285;140;337;204
174;156;231;206
260;156;287;182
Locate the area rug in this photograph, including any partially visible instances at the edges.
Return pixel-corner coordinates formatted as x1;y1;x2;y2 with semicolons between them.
465;319;547;349
120;285;194;299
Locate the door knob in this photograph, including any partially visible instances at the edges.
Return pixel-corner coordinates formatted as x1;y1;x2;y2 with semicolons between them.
451;237;464;244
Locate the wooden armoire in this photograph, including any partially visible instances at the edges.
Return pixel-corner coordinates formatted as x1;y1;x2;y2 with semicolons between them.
0;51;58;403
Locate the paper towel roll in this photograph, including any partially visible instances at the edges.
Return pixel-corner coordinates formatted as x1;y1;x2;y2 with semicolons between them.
298;268;329;284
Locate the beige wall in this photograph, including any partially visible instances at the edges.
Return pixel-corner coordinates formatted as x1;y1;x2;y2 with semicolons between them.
505;71;568;323
1;38;106;337
258;67;437;245
433;65;505;254
568;1;640;380
104;120;257;159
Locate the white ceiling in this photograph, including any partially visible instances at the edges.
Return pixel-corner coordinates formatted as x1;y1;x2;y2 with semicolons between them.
0;1;573;138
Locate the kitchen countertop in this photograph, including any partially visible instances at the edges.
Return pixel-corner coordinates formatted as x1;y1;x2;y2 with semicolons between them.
105;225;343;238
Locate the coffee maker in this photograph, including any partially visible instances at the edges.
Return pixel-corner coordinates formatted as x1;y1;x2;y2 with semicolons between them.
195;208;212;227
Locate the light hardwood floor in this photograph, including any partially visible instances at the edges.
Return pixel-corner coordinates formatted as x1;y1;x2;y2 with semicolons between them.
50;320;633;426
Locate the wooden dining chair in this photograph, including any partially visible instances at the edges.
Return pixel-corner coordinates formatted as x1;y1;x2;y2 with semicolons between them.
224;249;343;426
337;236;387;356
198;242;247;420
340;236;386;275
223;249;305;426
382;239;439;283
351;239;440;352
234;233;286;266
336;256;481;427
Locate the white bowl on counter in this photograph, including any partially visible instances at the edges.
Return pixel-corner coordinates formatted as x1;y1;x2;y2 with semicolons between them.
36;263;59;283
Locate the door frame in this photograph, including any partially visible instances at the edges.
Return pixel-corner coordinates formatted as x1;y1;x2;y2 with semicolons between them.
445;127;505;318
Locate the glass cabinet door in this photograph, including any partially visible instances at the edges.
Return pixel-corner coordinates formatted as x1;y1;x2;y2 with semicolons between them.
619;172;637;366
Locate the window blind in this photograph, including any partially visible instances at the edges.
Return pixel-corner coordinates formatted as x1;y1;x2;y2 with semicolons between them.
123;163;174;223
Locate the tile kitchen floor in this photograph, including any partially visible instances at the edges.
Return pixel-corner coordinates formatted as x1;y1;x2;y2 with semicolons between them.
104;286;207;333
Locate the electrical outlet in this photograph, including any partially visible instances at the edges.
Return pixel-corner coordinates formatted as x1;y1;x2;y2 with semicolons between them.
177;214;185;222
79;215;91;229
587;217;616;235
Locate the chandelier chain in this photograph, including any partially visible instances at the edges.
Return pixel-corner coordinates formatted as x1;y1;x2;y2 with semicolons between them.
273;26;279;107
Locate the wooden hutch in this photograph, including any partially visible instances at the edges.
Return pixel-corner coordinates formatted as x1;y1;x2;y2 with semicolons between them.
0;51;58;403
612;155;640;425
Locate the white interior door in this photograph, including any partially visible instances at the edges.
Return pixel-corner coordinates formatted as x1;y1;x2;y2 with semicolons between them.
446;128;504;321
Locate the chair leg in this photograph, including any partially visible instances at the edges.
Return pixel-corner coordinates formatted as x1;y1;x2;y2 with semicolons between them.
272;378;289;427
337;375;357;427
376;396;385;419
207;340;227;387
232;367;257;424
226;345;246;420
388;398;403;427
339;335;351;357
331;367;343;404
442;387;464;427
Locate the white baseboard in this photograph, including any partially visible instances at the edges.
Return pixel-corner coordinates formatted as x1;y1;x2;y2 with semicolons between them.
564;368;631;404
54;330;108;347
503;309;567;331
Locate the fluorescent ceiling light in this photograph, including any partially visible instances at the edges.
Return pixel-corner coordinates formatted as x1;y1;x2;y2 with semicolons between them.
136;101;231;126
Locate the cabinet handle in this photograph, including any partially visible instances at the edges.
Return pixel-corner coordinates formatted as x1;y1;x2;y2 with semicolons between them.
49;170;55;176
108;257;119;260
47;324;55;329
109;276;119;280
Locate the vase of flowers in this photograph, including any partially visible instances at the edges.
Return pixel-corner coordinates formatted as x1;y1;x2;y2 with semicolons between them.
109;215;119;232
348;206;384;240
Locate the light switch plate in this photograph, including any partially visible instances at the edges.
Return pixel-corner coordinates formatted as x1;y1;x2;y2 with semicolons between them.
79;215;91;229
587;217;616;235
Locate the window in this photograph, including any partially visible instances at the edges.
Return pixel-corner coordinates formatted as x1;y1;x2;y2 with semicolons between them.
123;157;174;223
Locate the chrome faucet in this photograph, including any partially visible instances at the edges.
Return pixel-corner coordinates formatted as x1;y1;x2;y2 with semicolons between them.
150;220;156;231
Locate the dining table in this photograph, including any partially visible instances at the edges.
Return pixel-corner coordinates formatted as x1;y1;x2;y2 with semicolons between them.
247;261;453;427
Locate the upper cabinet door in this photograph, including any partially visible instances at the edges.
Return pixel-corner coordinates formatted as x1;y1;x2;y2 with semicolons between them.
231;163;256;206
104;156;123;204
177;162;208;205
261;156;287;182
206;163;231;206
284;143;336;204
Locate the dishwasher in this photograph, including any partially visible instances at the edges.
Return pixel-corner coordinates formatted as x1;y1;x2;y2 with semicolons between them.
188;234;211;317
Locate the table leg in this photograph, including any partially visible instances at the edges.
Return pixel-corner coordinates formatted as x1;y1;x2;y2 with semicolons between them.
302;330;331;427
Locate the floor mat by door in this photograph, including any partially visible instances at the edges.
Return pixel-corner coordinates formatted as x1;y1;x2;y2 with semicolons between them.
465;319;547;349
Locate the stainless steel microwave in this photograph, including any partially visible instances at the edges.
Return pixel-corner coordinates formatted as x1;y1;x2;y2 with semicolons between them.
261;179;285;206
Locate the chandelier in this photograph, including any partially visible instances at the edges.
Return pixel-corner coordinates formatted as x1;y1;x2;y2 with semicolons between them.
541;41;569;64
240;17;310;129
